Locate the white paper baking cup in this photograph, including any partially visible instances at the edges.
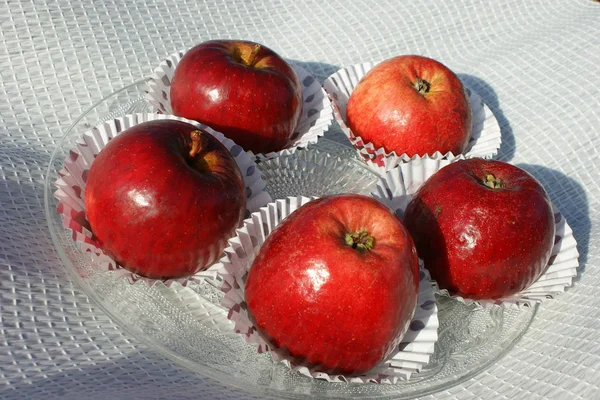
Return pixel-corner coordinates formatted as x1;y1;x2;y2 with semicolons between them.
145;50;333;161
372;157;580;309
323;62;502;175
208;196;439;384
53;113;272;286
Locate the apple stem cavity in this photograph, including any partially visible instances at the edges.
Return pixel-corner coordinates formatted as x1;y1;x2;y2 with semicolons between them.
246;44;261;67
344;230;375;252
413;77;431;96
189;130;203;158
483;173;505;189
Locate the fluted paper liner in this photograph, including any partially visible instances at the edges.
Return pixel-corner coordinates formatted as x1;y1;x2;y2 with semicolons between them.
373;157;580;309
323;62;502;175
146;50;333;161
207;196;439;384
53;113;272;286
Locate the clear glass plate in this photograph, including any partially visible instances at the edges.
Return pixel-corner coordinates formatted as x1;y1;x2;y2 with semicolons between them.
44;79;537;399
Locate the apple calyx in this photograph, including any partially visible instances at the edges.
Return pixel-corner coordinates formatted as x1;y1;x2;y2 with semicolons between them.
189;130;203;157
344;230;375;252
483;173;505;189
413;77;431;96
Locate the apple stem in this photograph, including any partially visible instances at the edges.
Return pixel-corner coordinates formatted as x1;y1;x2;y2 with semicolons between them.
483;173;504;189
189;130;203;158
413;77;431;95
247;44;261;67
344;230;374;252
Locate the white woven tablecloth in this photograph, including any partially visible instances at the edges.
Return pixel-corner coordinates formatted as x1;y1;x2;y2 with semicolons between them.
1;0;599;398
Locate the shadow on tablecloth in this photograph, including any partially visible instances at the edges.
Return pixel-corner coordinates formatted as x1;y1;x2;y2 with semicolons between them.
0;352;260;400
517;163;590;283
459;73;515;162
288;60;339;83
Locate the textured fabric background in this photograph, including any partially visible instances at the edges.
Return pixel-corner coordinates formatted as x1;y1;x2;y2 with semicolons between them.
1;0;599;398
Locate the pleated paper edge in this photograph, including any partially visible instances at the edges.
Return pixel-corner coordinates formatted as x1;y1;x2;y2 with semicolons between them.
145;49;334;162
207;195;439;384
373;158;581;310
53;112;272;287
322;62;503;175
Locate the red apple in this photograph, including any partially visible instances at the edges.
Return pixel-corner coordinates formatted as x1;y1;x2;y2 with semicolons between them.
84;120;246;279
346;55;472;157
244;194;419;375
403;158;555;299
170;40;303;154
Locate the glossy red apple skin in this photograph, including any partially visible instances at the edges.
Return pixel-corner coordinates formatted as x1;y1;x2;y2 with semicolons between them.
245;194;419;376
84;120;246;279
170;40;303;154
403;159;555;299
346;55;472;157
